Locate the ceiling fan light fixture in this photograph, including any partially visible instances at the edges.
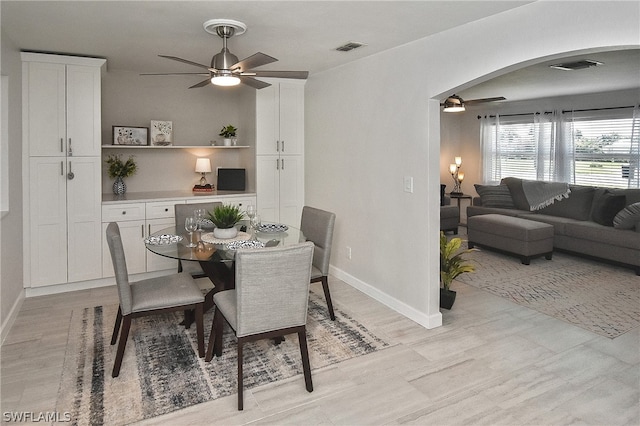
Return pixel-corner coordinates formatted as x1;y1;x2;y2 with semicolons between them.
443;95;466;112
211;74;241;86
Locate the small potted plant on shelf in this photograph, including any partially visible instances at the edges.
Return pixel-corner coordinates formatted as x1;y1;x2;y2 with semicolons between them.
208;204;244;239
219;124;237;146
106;154;137;195
440;231;476;309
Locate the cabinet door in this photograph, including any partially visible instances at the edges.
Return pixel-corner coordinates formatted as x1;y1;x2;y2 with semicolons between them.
67;157;102;282
278;82;304;156
102;220;146;277
66;65;102;156
256;155;280;223
28;157;68;287
256;85;278;155
278;155;304;227
146;218;178;272
25;62;66;157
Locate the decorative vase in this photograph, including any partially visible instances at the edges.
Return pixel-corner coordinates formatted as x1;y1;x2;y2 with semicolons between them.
213;227;238;239
112;177;126;195
223;138;232;146
440;288;457;310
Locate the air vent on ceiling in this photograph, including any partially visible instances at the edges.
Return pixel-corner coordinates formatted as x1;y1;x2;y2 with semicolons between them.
335;41;367;52
549;59;603;71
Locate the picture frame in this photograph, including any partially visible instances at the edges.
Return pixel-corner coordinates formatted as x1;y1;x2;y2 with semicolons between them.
150;120;173;146
112;126;148;146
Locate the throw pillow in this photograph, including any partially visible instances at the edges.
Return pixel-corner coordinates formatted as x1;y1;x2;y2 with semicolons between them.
537;185;595;221
590;190;626;226
613;201;640;230
501;177;529;211
474;184;515;208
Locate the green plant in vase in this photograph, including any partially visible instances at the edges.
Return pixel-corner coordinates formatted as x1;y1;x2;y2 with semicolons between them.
219;124;237;146
439;231;476;309
106;154;137;195
208;204;244;239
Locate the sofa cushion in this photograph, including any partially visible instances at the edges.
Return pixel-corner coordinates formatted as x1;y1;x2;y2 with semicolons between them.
613;201;640;230
610;188;640;206
501;177;530;211
590;189;627;226
536;185;595;221
474;184;515;208
565;221;640;250
514;213;578;236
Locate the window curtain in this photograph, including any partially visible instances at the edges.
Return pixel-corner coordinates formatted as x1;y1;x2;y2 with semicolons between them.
555;110;575;183
479;114;500;184
630;105;640;188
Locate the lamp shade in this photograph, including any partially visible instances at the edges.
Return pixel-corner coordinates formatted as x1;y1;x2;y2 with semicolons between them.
211;75;241;87
195;158;212;173
442;95;466;112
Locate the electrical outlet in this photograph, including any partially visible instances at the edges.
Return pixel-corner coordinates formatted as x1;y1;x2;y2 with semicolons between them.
346;246;352;260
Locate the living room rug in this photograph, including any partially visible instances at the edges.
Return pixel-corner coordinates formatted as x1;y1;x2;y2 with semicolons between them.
455;244;640;339
56;293;390;425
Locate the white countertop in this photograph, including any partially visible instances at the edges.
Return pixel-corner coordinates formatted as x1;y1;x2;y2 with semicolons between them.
102;190;256;204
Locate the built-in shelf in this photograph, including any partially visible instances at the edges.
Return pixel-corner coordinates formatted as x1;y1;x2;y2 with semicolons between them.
101;145;250;149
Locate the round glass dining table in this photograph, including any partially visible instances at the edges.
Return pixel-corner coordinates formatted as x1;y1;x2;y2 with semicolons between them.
145;221;306;323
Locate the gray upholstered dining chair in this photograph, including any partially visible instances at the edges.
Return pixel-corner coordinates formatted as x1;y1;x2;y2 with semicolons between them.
106;222;205;378
300;206;336;320
205;242;315;410
174;202;223;278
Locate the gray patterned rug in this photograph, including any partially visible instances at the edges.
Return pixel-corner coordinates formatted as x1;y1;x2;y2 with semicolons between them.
56;293;389;425
455;243;640;339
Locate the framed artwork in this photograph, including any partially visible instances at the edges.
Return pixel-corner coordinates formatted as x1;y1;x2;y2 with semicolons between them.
150;120;173;146
112;126;148;146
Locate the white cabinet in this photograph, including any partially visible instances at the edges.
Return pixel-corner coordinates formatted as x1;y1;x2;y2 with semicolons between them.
102;201;181;277
256;79;305;225
22;53;106;288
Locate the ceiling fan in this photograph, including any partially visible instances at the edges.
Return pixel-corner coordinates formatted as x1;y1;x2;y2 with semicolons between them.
441;94;506;112
141;19;309;90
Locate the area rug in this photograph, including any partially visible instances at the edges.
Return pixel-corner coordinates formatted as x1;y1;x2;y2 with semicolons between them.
56;293;389;425
455;244;640;339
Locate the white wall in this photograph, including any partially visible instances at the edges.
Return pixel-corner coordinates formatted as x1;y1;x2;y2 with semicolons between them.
1;29;25;339
305;1;640;328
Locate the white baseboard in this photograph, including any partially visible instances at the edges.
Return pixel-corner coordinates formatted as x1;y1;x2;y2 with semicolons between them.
1;288;25;345
329;265;442;329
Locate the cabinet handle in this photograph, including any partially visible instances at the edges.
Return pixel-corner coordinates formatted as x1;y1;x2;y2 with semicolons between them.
68;138;73;156
276;140;279;152
67;161;75;180
122;211;127;215
141;224;144;238
276;158;279;170
60;138;64;153
148;224;151;235
164;208;169;212
281;158;285;170
60;161;64;176
282;140;285;152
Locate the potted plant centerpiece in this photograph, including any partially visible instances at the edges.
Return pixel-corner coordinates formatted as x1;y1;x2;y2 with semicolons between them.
219;124;237;146
208;204;244;239
106;154;137;195
440;231;476;309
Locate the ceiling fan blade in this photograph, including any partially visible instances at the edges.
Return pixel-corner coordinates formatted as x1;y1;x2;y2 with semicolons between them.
250;70;309;79
159;55;211;70
189;78;212;89
465;96;506;105
140;72;210;76
238;75;271;89
232;52;278;72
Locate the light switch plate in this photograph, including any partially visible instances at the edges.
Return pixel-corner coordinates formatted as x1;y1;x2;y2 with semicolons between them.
404;176;414;193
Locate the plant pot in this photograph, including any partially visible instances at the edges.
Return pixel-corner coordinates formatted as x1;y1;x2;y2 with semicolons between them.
223;138;232;146
213;227;238;239
440;288;457;310
112;177;126;195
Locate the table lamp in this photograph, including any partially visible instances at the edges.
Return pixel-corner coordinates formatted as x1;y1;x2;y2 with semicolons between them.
194;158;213;191
449;156;463;195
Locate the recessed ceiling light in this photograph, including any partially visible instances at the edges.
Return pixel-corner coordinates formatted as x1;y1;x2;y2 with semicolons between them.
549;59;603;71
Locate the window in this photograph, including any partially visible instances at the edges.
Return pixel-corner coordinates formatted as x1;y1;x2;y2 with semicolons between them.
480;107;639;189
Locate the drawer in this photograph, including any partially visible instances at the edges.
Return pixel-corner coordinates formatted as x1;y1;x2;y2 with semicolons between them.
146;201;180;219
102;203;145;222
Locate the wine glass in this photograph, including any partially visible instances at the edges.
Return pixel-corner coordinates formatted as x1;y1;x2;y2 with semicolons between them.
184;217;198;248
194;208;206;231
246;204;256;229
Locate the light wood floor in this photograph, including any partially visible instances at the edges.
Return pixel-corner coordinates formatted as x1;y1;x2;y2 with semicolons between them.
2;271;639;425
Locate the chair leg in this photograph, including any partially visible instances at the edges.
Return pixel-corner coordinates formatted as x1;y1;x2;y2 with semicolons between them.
205;307;224;362
237;340;244;411
112;316;131;378
321;276;336;321
298;328;313;392
110;305;122;345
195;303;204;358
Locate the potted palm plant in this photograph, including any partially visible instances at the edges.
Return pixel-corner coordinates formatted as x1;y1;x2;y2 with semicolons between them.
106;154;137;195
219;124;237;146
208;204;244;239
440;231;476;309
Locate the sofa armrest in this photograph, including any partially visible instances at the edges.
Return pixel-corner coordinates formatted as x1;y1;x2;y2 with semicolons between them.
443;195;452;206
472;196;482;206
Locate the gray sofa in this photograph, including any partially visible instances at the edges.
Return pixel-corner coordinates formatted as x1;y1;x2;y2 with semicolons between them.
468;178;640;275
441;195;460;234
